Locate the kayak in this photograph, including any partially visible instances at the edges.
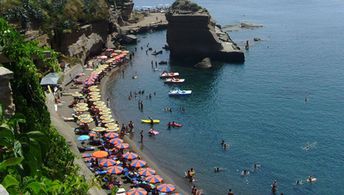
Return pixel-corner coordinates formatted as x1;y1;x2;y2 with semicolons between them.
148;129;159;135
168;122;183;127
168;89;192;96
164;78;185;83
160;72;179;78
141;119;160;124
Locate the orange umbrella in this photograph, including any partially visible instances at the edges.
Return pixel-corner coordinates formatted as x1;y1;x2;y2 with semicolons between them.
107;165;123;175
130;160;147;168
92;151;108;158
138;168;156;176
157;184;176;193
126;187;147;195
99;159;116;167
144;175;163;184
122;152;138;160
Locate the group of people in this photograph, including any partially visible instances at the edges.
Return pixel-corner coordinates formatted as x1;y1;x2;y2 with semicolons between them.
185;168;196;182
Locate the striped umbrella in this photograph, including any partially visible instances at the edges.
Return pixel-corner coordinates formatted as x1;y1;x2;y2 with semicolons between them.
130;160;147;168
92;151;108;158
99;159;116;167
102;118;114;123
105;123;118;129
99;111;112;115
126;187;147;195
157;184;176;193
89;92;101;96
115;143;129;150
107;165;123;175
109;138;123;145
82;153;92;158
89;97;100;102
92;126;106;132
122;152;138;160
106;127;119;132
104;132;119;139
74;106;88;112
100;115;112;120
138;168;156;176
89;88;100;92
145;174;163;184
78;113;92;120
79;117;93;124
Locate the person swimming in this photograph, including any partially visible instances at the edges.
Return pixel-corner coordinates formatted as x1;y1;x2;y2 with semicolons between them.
241;169;250;176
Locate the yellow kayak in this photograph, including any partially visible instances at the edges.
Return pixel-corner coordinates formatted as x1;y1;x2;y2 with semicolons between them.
141;119;160;124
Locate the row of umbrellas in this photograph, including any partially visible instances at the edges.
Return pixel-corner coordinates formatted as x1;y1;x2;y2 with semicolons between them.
78;52;177;194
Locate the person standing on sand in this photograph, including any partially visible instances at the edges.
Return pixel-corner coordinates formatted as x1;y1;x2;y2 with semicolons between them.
140;130;144;143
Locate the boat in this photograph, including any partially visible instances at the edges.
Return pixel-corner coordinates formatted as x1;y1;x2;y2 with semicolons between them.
168;122;183;127
159;61;168;65
164;78;185;83
168;88;192;96
141;119;160;124
148;129;159;135
160;71;179;78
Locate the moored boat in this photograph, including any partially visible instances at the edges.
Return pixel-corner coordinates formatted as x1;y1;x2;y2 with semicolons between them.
164;78;185;83
168;88;192;96
160;71;179;78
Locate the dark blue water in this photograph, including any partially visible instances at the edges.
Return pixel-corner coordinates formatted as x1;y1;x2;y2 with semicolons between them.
108;0;344;194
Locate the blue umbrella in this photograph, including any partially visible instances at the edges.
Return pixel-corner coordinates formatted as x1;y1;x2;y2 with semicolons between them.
78;135;90;141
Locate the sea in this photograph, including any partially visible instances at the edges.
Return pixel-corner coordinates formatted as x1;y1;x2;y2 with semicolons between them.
106;0;344;194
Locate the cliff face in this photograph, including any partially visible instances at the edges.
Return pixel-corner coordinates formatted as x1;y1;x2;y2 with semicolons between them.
166;0;244;63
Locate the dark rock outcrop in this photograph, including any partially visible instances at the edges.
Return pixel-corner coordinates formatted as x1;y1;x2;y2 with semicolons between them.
194;57;212;69
166;0;244;63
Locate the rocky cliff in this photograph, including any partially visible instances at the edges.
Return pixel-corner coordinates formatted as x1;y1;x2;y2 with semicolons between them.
166;0;244;63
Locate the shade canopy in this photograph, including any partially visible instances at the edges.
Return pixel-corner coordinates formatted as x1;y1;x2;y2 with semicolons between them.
40;72;60;86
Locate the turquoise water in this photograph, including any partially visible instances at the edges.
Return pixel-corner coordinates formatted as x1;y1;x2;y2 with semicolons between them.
108;0;344;194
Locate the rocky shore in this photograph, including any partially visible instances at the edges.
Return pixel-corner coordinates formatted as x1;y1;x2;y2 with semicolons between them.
166;0;245;63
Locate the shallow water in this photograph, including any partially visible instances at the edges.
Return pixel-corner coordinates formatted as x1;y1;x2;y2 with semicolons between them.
107;0;344;194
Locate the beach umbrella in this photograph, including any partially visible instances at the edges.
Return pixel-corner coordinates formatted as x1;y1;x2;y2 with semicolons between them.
88;85;99;90
102;118;114;123
144;175;163;184
130;160;147;168
92;126;106;132
92;151;108;158
114;143;129;150
89;97;101;102
82;153;92;158
78;113;92;120
76;103;88;107
138;168;156;176
109;138;123;145
126;187;147;195
89;92;101;95
122;152;138;160
106;127;119;132
77;135;90;141
157;184;176;193
104;132;119;139
105;123;118;128
100;115;112;120
99;111;112;115
107;165;123;175
99;159;117;167
90;94;101;99
89;88;100;92
79;117;93;124
74;106;88;112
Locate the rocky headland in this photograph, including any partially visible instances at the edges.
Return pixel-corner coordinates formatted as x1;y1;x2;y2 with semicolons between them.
166;0;245;63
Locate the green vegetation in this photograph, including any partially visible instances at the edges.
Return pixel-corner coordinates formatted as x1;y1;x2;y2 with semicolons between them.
0;0;110;32
0;18;89;194
171;0;205;12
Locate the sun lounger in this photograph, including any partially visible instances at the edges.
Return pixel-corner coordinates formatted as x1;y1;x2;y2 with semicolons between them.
63;117;74;121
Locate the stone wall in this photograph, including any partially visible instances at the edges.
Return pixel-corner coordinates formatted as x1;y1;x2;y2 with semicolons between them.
0;67;15;116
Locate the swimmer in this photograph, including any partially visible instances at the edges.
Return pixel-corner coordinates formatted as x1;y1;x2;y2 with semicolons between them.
307;176;316;183
296;180;303;185
241;169;250;176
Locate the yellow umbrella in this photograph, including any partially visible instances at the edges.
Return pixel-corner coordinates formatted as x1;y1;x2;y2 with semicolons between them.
99;111;112;115
78;113;92;120
92;126;106;132
76;103;88;107
106;127;119;132
74;106;88;112
96;105;109;110
79;118;93;124
102;118;114;123
90;94;101;99
105;123;119;129
89;88;100;92
101;116;113;121
89;98;100;102
72;92;83;98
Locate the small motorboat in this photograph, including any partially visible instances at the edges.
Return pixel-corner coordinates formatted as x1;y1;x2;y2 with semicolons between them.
168;122;183;127
168;88;192;96
148;129;159;136
141;119;160;124
164;78;185;83
160;71;179;78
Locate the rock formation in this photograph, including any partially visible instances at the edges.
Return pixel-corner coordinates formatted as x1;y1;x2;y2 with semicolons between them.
166;0;244;63
194;57;212;69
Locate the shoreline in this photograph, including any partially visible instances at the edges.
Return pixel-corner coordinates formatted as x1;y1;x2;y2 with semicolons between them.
100;63;190;195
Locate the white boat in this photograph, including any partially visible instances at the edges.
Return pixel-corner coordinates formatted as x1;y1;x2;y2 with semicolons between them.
164;78;185;83
160;71;179;78
168;88;192;96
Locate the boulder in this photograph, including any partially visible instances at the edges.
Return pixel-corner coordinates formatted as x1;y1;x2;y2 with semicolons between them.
194;57;212;69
